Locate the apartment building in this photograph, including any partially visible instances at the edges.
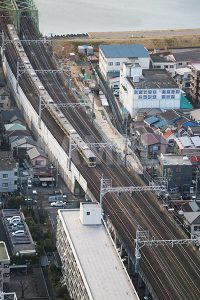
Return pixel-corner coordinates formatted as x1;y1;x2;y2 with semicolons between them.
57;203;139;300
0;242;10;291
0;151;18;192
190;63;200;103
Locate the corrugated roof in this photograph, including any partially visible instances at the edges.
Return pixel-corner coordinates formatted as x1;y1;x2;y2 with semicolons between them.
179;136;192;147
5;123;26;131
154;119;168;128
27;147;47;160
100;44;149;58
144;116;159;125
189;202;199;212
191;136;200;147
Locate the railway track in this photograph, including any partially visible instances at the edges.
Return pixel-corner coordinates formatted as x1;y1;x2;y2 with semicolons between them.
1;14;200;299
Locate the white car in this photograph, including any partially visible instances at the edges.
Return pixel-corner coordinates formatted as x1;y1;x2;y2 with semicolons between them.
12;230;25;236
7;215;21;221
50;201;65;207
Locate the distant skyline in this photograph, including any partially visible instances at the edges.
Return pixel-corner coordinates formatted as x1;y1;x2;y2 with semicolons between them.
34;0;200;36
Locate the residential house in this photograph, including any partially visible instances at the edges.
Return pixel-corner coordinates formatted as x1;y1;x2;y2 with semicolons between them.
183;211;200;239
137;132;167;159
99;44;150;79
150;53;176;76
174;136;200;155
158;154;193;191
0;151;18;193
27;147;48;168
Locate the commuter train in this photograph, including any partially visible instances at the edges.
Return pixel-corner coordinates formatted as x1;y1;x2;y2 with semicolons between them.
7;24;96;168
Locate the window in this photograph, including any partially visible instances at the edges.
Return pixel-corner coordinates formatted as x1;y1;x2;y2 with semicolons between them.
167;90;171;94
153;95;156;99
171;90;175;94
35;160;41;166
0;103;4;108
178;62;182;66
153;90;157;94
148;95;152;99
14;180;18;185
143;90;147;94
139;90;143;94
14;172;18;176
86;212;90;215
162;95;165;99
108;62;113;66
194;226;200;231
166;95;170;99
171;95;175;99
143;95;147;99
176;167;181;173
162;90;166;94
176;90;180;94
138;95;142;99
164;65;168;68
115;62;120;66
2;174;8;179
2;183;8;188
134;90;138;94
170;65;174;68
148;90;152;94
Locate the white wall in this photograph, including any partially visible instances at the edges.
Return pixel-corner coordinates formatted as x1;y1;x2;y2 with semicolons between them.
3;55;90;196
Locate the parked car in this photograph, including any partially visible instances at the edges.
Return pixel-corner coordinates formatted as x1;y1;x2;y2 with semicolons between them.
50;201;66;207
7;215;21;221
48;195;64;202
11;230;25;236
41;182;48;187
12;223;24;231
9;219;22;225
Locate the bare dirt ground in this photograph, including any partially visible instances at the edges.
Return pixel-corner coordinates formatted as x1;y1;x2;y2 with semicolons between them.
6;267;49;300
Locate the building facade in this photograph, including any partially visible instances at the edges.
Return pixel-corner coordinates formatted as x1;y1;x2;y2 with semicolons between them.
0;152;18;193
0;241;10;291
190;63;200;103
120;64;181;117
99;44;150;79
158;154;193;191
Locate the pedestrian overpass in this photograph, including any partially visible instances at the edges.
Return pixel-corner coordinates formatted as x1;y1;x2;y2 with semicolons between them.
0;0;39;33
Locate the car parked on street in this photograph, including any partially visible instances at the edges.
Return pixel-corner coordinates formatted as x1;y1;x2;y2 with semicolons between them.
50;201;66;207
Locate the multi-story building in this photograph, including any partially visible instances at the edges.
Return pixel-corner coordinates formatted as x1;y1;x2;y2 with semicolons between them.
190;63;200;103
0;151;18;193
158;153;193;191
99;44;150;79
150;53;176;76
0;241;10;291
174;67;192;94
57;202;139;300
120;62;181;117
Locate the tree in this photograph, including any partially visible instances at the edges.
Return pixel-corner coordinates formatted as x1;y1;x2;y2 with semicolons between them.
16;275;29;298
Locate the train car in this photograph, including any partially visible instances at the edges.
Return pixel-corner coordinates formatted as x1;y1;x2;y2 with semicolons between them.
6;24;97;168
79;144;97;167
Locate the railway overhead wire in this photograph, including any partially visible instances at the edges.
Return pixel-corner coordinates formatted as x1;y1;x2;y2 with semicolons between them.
1;14;200;300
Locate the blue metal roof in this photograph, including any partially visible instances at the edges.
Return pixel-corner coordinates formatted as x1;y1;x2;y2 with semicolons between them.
182;121;197;128
154;119;168;128
144;116;159;125
99;44;149;58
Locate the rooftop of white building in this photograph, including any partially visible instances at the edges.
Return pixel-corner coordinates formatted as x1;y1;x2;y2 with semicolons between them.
58;204;139;300
128;69;178;89
0;241;10;261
